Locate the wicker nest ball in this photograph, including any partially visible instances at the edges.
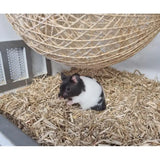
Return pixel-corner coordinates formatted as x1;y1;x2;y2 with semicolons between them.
7;14;160;69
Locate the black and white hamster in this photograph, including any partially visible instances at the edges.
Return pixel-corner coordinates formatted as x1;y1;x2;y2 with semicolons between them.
58;73;106;111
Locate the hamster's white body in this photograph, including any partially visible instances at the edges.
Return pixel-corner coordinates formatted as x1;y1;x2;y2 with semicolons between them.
72;76;102;110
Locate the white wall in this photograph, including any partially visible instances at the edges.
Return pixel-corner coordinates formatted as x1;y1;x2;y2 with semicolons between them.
0;14;21;42
0;14;160;80
112;32;160;80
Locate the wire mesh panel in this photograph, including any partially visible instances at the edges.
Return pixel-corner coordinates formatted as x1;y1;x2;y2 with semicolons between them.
6;47;28;82
0;52;6;86
0;40;51;93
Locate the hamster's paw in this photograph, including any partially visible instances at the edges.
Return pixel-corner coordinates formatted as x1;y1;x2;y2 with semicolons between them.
67;100;73;106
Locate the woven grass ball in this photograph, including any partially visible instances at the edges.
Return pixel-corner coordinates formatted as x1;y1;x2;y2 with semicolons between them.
7;14;160;69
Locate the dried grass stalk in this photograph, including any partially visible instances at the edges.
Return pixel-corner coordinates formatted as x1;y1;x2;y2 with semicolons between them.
0;67;160;146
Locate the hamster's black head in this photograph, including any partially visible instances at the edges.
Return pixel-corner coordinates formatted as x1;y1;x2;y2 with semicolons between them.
58;73;85;99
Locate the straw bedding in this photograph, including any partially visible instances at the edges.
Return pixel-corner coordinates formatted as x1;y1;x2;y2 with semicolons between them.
0;67;160;146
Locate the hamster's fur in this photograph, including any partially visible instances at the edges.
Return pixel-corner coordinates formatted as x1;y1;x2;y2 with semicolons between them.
72;76;106;110
58;73;106;111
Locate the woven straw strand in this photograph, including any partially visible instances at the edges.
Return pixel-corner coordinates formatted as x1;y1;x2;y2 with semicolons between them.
6;14;160;69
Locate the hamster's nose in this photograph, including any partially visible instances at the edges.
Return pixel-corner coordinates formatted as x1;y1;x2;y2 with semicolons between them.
63;92;68;98
63;92;67;96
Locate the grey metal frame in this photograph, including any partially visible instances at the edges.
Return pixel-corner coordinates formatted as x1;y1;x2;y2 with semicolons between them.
0;115;39;146
0;40;52;93
46;58;52;75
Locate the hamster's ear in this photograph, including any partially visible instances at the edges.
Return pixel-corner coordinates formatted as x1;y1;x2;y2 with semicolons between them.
71;73;80;83
61;73;67;81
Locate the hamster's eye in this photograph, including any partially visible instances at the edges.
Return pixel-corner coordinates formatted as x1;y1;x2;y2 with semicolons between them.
66;87;70;92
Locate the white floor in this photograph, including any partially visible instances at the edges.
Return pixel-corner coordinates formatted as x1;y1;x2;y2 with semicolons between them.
0;132;14;146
